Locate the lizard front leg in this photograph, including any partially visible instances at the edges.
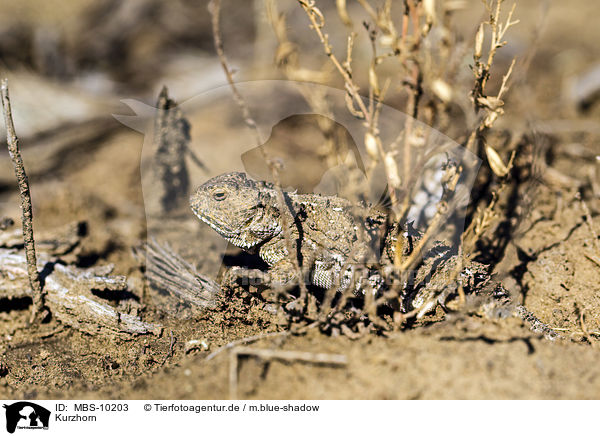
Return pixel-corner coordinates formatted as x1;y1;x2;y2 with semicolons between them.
257;236;304;287
221;266;269;288
223;260;300;289
222;235;301;303
268;258;302;288
220;263;298;306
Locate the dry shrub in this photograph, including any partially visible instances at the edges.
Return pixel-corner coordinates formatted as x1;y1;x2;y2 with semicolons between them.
211;0;526;336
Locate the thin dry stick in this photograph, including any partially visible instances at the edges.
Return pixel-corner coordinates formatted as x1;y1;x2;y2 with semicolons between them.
297;0;372;126
208;0;261;145
584;252;600;268
229;349;239;399
466;1;519;152
205;330;290;361
1;79;45;323
206;320;320;362
297;0;403;212
234;347;348;365
229;346;347;399
209;0;311;305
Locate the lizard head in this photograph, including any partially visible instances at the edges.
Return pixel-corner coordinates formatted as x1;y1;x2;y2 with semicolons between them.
190;172;282;249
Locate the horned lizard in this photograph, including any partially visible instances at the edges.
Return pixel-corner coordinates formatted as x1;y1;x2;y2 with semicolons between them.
190;172;557;338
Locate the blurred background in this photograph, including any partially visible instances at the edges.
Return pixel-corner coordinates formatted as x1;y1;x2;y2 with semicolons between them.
0;0;598;137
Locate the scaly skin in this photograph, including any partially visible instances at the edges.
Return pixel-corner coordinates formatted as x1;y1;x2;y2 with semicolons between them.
190;172;397;292
190;172;559;339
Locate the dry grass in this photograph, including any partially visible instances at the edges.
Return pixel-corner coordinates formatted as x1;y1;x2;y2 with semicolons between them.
210;0;549;338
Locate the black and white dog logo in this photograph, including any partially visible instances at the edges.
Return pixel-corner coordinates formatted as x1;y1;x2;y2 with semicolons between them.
3;402;50;433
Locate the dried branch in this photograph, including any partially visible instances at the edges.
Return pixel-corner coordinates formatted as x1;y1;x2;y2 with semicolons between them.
0;249;162;337
1;79;45;323
205;330;290;362
297;0;404;211
297;0;372;126
208;0;263;146
137;238;220;310
466;1;519;152
0;220;84;255
229;345;347;399
214;0;529;336
149;86;194;216
209;0;311;307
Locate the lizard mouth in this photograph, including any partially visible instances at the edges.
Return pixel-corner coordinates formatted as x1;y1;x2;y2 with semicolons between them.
194;213;237;238
193;211;263;249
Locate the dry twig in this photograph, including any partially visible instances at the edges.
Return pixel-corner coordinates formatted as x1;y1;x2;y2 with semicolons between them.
1;79;45;323
209;0;311;308
0;248;161;336
466;1;519;153
205;330;291;362
137;238;219;310
228;346;347;399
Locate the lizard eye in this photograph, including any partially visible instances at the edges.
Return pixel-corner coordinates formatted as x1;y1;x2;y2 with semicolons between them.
212;188;228;201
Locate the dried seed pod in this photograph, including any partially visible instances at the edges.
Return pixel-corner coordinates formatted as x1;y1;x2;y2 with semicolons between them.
432;79;453;103
379;34;395;47
365;132;380;161
384;152;401;188
423;0;436;26
485;145;509;177
445;0;467;11
369;64;380;96
483;109;502;128
474;23;484;60
477;96;503;110
408;127;427;148
336;0;352;27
